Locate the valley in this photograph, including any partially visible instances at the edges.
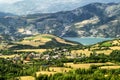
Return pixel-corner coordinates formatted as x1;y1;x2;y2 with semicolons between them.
0;1;120;80
0;34;120;80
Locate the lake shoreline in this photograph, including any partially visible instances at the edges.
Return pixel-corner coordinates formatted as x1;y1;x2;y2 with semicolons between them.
63;37;114;45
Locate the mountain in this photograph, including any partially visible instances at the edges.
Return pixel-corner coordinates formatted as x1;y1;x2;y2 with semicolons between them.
0;0;120;15
0;3;120;39
0;12;14;17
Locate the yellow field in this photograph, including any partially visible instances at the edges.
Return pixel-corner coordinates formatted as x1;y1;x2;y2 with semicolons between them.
71;49;92;56
19;76;35;80
36;67;71;76
96;50;113;55
36;71;57;77
16;49;47;53
49;67;71;73
71;49;113;56
64;62;114;69
110;46;120;50
71;46;120;56
100;66;120;69
0;45;3;49
0;54;19;59
112;40;120;45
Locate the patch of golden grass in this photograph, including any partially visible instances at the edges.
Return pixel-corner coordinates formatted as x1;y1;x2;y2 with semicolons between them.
17;34;76;46
100;66;120;69
0;46;3;49
55;37;77;45
36;67;71;76
0;54;19;59
96;50;113;55
110;46;120;50
49;67;71;73
19;76;35;80
16;49;47;53
71;49;92;56
112;40;120;45
64;63;90;69
71;49;113;56
16;34;54;47
36;71;57;77
64;62;115;69
74;17;99;28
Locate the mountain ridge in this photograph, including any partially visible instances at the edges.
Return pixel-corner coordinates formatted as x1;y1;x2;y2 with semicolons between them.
0;2;120;40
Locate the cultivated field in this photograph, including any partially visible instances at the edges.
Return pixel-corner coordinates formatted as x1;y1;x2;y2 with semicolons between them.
16;49;47;53
36;71;57;77
0;54;19;59
19;76;35;80
49;67;71;73
96;50;113;55
100;66;120;69
36;67;71;76
110;46;120;50
71;49;92;56
64;62;115;69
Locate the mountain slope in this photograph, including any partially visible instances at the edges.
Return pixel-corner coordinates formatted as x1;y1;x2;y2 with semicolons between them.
0;3;120;39
24;3;120;38
7;34;79;50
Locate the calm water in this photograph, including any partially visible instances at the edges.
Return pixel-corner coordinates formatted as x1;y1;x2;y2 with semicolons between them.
63;37;113;45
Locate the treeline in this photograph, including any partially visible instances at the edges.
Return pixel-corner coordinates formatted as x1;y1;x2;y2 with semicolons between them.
37;67;120;80
0;58;39;80
69;50;120;63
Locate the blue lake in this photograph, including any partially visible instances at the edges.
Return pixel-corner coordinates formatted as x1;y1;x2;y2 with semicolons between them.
63;37;113;45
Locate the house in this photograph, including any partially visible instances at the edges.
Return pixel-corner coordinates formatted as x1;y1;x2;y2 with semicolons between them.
42;55;50;60
52;55;60;59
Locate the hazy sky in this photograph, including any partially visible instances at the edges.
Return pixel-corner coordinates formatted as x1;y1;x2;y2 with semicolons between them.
0;0;22;3
0;0;119;4
0;0;119;15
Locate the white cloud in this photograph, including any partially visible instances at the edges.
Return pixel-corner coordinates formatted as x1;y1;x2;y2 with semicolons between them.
0;0;22;4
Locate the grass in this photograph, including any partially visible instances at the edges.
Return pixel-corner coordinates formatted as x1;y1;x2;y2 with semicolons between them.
19;76;35;80
0;54;19;59
64;62;115;69
15;49;47;53
96;50;113;55
71;49;92;56
36;67;71;76
100;66;120;69
14;34;77;47
71;49;113;56
49;67;71;73
36;71;57;77
110;46;120;50
100;42;112;47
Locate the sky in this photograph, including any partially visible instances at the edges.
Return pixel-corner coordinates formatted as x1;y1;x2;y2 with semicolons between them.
0;0;22;4
0;0;119;15
0;0;119;4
